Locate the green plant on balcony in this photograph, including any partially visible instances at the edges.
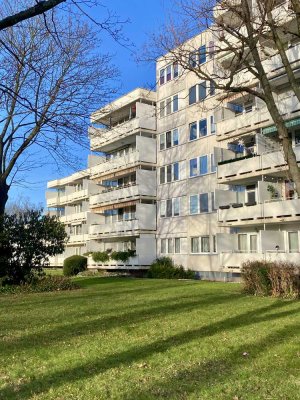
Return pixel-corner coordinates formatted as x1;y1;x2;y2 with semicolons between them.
218;152;256;166
110;250;135;263
92;251;110;263
267;184;279;199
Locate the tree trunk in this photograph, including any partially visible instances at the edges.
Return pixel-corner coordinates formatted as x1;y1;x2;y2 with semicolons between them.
0;180;9;216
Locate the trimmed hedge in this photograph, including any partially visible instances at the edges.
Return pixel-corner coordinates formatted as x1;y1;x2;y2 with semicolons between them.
148;257;195;279
0;276;79;294
63;255;87;276
241;260;300;298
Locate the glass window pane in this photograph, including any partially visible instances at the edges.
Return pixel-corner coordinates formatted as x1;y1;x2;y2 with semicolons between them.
160;69;165;85
190;195;199;214
200;193;209;213
166;65;172;81
189;52;197;68
166;131;172;148
166;199;172;217
212;235;216;252
190;158;198;177
189;85;196;105
210;80;215;96
160;200;166;217
173;163;179;181
199;119;207;136
173;95;178;112
199;82;206;101
199;155;208;175
160;101;165;118
211;154;216;173
173;129;179;146
250;234;257;252
199;45;206;64
173;63;179;78
161;239;166;253
238;234;247;252
166;165;172;182
191;237;199;253
175;238;181;253
168;238;173;253
211;191;216;211
166;98;172;115
201;236;210;252
160;167;165;184
189;122;197;141
173;198;180;216
288;232;299;252
160;134;166;150
210;115;216;134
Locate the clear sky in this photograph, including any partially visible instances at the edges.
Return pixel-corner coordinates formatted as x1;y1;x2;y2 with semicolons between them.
8;0;174;208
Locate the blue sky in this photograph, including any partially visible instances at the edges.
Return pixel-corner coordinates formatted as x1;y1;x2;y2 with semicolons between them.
8;0;174;208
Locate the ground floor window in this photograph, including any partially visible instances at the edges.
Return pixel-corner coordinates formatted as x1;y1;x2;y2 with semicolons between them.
288;231;299;253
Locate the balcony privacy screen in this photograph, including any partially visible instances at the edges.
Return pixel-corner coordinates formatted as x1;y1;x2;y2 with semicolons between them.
262;118;300;135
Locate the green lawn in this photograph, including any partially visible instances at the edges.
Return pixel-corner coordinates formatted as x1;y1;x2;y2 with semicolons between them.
0;277;299;400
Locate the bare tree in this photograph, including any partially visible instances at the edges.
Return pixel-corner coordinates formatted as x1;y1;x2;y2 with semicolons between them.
147;0;300;194
0;0;118;214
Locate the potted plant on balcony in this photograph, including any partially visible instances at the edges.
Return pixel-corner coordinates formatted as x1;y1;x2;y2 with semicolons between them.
267;184;279;199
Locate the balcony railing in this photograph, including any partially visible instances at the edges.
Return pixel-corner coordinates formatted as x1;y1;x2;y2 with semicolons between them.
89;219;141;237
46;189;88;207
68;234;89;244
218;198;300;226
60;211;88;223
217;146;300;183
89;115;156;151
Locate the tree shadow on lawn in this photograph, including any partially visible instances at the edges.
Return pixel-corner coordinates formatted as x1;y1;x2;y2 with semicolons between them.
0;291;243;355
0;299;299;399
123;321;300;400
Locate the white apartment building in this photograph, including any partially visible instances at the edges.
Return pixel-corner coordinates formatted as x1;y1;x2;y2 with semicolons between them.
47;1;300;279
46;88;157;270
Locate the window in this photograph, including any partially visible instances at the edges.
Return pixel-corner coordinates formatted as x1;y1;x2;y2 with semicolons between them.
200;193;209;213
191;237;199;253
161;198;181;218
189;122;197;141
201;236;210;252
199;155;208;175
189;85;197;105
173;63;179;78
173;129;179;146
189;52;197;67
238;234;247;252
209;80;215;96
190;158;198;177
160;167;165;184
288;232;299;253
208;41;215;59
295;130;300;146
212;235;216;253
174;238;181;253
250;234;257;252
190;195;199;214
199;119;207;136
166;65;172;81
160;134;166;151
160;128;180;150
160;68;165;85
160;163;180;184
173;94;179;112
160;94;180;117
166;131;172;148
210;115;216;134
161;239;167;253
199;82;206;101
210;154;216;173
199;45;206;64
168;238;173;253
211;192;217;211
160;101;165;118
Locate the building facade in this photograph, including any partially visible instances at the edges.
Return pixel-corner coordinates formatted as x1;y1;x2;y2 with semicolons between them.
47;3;300;279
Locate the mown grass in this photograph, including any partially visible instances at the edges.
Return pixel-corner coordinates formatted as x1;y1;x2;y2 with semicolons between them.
0;277;299;400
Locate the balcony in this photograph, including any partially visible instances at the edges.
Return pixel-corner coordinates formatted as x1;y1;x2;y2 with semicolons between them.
89;204;156;238
219;251;300;272
46;189;88;207
87;255;149;270
218;198;300;226
89;115;156;152
213;0;242;26
60;211;88;223
68;234;89;244
216;95;300;141
217;146;300;184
